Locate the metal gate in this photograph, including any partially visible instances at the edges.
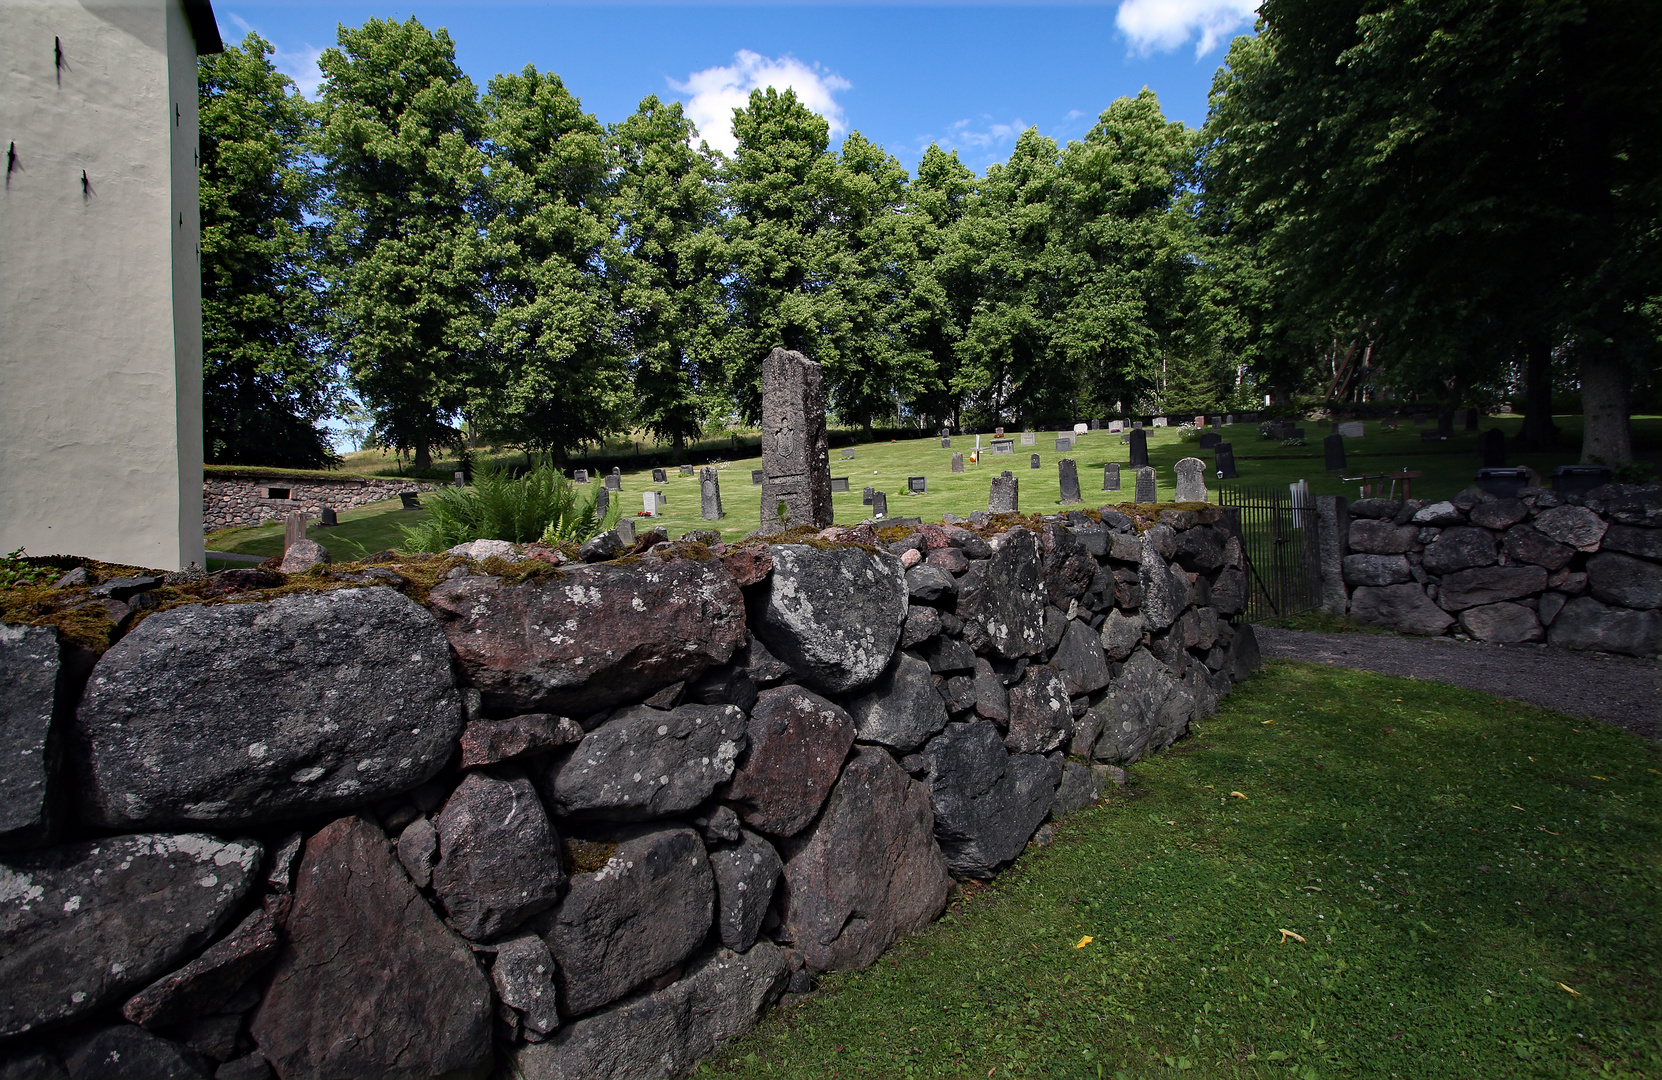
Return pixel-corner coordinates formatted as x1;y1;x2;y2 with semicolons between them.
1215;484;1322;622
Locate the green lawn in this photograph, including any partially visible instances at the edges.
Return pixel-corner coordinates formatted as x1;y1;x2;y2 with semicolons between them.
206;496;426;561
212;414;1659;551
702;661;1661;1080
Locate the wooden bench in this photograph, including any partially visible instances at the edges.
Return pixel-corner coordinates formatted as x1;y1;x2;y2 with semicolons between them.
1340;469;1423;500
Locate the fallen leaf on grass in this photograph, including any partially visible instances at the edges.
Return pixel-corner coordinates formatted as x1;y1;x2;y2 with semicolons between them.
1075;936;1093;949
1231;791;1248;799
1538;827;1560;835
1261;719;1275;724
1510;805;1526;811
1590;775;1610;781
1556;982;1582;997
1278;929;1306;944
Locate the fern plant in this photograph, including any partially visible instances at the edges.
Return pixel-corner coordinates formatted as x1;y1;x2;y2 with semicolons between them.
398;462;618;552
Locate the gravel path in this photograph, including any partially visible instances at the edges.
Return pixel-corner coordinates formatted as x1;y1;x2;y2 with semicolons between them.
1255;627;1662;742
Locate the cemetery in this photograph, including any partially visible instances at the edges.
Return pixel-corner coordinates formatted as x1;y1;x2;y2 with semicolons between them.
1;0;1658;1077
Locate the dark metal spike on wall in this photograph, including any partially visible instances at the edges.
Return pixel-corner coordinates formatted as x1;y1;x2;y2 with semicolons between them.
6;141;16;176
55;37;64;84
81;169;88;197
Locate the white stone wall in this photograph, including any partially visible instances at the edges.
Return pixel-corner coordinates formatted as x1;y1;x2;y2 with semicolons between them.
203;477;435;533
0;0;208;569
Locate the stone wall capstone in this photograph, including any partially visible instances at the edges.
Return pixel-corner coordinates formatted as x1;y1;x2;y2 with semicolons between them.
0;501;1264;1077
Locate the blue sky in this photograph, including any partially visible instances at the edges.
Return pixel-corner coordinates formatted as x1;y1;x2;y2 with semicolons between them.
217;1;1257;174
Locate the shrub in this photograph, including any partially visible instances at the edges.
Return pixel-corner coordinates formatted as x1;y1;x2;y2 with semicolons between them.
399;462;618;552
0;548;56;590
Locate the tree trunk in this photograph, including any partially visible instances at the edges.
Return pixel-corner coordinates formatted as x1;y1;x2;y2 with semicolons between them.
1579;348;1632;464
413;441;432;470
672;430;685;465
1517;337;1558;450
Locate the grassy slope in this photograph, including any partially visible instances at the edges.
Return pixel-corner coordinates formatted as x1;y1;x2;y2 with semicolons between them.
214;415;1660;551
205;496;424;559
704;661;1661;1080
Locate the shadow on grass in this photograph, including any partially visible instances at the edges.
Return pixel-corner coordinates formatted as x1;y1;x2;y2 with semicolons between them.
704;660;1662;1080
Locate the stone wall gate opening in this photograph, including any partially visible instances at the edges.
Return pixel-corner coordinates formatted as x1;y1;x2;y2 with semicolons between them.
1217;484;1322;621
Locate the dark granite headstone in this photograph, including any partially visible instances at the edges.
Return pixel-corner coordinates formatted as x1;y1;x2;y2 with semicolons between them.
1323;433;1347;472
989;474;1018;513
1030;453;1041;469
992;439;1015;454
1465;408;1480;431
595;484;610;519
1437;411;1454;438
680;464;694;476
574;469;589;483
761;347;833;528
1058;459;1082;504
1198;432;1221;450
751;469;763;485
604;474;621;491
1210;416;1222;429
652;468;667;483
1128;428;1149;468
1054;437;1072;452
830;476;850;493
870;490;888;517
1102;463;1120;491
1215;442;1237;479
862;486;874;505
318;507;338;527
1133;466;1157;503
908;476;927;494
1479;428;1506;468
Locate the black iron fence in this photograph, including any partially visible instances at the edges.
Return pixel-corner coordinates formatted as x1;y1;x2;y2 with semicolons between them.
1215;483;1322;621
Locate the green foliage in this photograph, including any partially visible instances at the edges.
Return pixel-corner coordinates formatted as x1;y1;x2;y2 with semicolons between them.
314;18;489;469
0;549;57;590
706;661;1662;1079
198;34;338;469
398;462;615;551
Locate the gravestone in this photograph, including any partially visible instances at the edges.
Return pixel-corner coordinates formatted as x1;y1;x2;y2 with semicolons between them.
941;437;951;448
862;486;874;505
1030;453;1042;470
1020;431;1036;446
829;476;850;494
318;507;338;527
1055;437;1073;452
614;518;635;545
989;473;1019;513
1072;423;1088;436
1151;417;1167;427
642;492;660;516
1290;428;1306;440
1194;415;1206;429
1437;411;1454;438
761;348;835;528
612;466;621;477
908;476;927;494
1058;459;1082;505
604;474;621;491
1109;420;1124;434
595;485;610;520
1132;420;1143;429
574;469;589;483
652;468;667;483
992;439;1015;455
1174;457;1207;503
680;465;694;476
951;453;964;473
870;490;888;517
1215;442;1238;479
1451;408;1470;429
1465;409;1480;431
1102;462;1120;491
995;427;1005;437
454;471;466;488
399;491;421;510
1323;433;1347;473
1198;432;1221;450
1337;421;1364;438
1225;415;1234;426
1210;417;1222;429
700;467;723;520
1134;466;1157;504
841;448;856;459
283;511;305;554
1090;419;1101;430
1479;428;1506;468
751;469;764;485
1128;428;1149;468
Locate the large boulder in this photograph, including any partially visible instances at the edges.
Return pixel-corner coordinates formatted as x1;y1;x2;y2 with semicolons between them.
1501;523;1576;570
960;528;1047;659
431;767;567;941
1051;619;1110;696
1347;519;1417;554
429;557;746;715
749;545;908;695
1349;583;1455;636
532;825;713;1017
1533;505;1607;550
541;704;746;821
76;587;461;829
1420;527;1499;575
1342;554;1412;587
249;816;494;1080
0;834;260;1038
1458;603;1543;644
722;685;855;837
1436;565;1548;610
1587;552;1662;610
1547;596;1661;657
921;721;1061;879
778;746;952;970
708;830;784;952
1089;648;1190;764
507;944;792;1080
1004;665;1072;754
0;624;59;848
844;653;948;755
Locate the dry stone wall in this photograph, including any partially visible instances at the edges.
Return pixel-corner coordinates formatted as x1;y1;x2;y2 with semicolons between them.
1325;483;1662;657
0;504;1261;1079
202;476;434;533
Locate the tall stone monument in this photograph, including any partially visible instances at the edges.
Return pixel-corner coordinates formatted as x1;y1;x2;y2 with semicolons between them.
1216;443;1238;480
1128;428;1149;468
989;473;1019;513
760;347;833;529
951;452;964;473
700;466;723;521
1102;463;1120;492
1058;459;1082;505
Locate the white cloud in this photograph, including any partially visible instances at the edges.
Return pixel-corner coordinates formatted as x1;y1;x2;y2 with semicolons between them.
938;116;1030;151
1115;0;1258;57
223;11;325;97
671;50;851;156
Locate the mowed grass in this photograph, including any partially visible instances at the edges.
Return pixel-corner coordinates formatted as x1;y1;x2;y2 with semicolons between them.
205;496;424;561
702;661;1662;1080
216;414;1660;551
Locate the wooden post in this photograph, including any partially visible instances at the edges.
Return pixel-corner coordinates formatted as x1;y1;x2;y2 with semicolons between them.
283;511;305;555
